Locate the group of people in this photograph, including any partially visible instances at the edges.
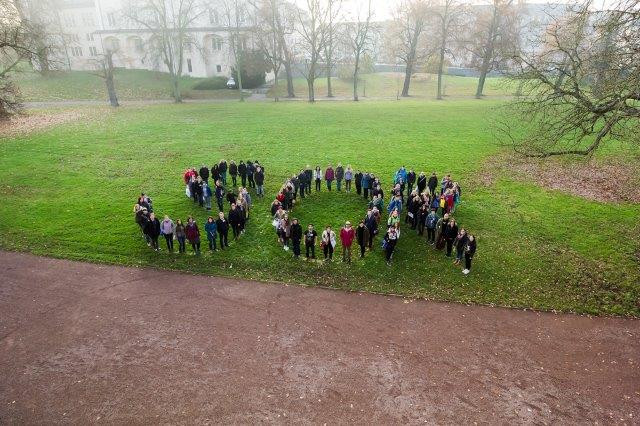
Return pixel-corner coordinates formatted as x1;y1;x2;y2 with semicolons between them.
269;165;477;273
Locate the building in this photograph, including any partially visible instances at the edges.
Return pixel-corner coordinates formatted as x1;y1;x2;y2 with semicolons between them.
24;0;252;78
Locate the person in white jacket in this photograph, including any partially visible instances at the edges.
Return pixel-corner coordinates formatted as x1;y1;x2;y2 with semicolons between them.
314;166;323;192
321;225;337;260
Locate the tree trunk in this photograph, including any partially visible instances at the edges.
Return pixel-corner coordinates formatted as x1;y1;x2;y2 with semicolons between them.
476;4;498;99
237;62;244;102
353;55;360;101
106;75;119;107
172;76;182;103
401;62;413;97
273;68;279;102
475;59;490;98
284;60;295;98
437;47;445;100
307;79;315;102
326;69;333;98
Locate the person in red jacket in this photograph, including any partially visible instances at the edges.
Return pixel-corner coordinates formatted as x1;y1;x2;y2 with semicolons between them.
340;221;355;263
325;165;335;191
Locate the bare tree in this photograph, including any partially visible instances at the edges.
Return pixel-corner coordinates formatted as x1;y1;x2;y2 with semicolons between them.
295;0;332;102
123;0;204;103
465;0;522;98
323;0;341;98
385;0;431;97
431;0;465;100
221;0;248;101
344;0;375;101
496;0;640;157
89;49;119;107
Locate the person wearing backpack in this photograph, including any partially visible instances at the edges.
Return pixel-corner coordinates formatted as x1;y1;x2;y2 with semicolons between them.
204;216;217;251
426;209;439;244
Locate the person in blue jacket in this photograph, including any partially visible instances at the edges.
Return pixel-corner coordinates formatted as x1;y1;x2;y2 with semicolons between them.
361;173;371;199
204;216;217;251
387;194;403;215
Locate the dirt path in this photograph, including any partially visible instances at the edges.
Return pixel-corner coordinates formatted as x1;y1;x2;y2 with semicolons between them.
0;251;638;424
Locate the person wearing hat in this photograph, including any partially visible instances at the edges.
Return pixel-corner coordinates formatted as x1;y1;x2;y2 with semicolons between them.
356;220;370;258
340;221;355;263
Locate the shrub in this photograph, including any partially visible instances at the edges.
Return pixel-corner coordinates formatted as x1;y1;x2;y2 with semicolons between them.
231;49;269;89
192;77;228;90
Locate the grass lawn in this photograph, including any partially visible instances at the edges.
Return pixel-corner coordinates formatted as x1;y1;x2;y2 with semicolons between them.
0;100;638;316
14;69;240;102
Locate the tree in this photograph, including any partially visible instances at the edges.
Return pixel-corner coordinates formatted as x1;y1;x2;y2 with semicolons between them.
431;0;465;100
323;0;341;98
385;0;431;97
0;0;52;117
123;0;204;103
496;0;640;157
466;0;522;98
221;0;248;101
295;0;333;102
343;0;375;101
89;49;119;107
231;48;269;88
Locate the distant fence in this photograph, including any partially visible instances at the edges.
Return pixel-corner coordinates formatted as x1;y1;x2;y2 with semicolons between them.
286;63;502;79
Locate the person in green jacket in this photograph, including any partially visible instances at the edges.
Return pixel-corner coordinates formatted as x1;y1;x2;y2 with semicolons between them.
204;216;217;251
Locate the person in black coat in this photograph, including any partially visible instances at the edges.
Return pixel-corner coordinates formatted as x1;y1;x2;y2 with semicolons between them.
238;161;247;187
228;203;243;239
216;211;230;248
407;170;416;194
304;166;313;195
417;172;427;194
246;161;255;188
428;172;438;196
219;160;228;185
444;219;459;257
354;171;363;195
304;224;317;259
463;235;477;275
417;204;429;235
290;218;303;258
199;165;210;182
453;228;469;265
364;209;378;249
254;167;265;197
144;212;161;251
229;161;238;186
298;170;307;198
356;220;370;258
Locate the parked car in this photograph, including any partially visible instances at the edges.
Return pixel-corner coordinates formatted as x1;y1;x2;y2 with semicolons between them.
226;77;237;89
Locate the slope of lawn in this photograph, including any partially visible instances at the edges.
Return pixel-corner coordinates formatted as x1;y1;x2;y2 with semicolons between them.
268;72;512;99
0;100;638;316
14;69;240;102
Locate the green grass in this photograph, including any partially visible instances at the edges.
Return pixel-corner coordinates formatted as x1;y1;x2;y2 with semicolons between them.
14;69;240;101
269;72;513;99
0;100;638;316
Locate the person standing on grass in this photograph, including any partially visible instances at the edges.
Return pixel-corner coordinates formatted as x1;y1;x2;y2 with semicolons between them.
407;169;416;194
355;170;363;195
321;225;336;261
229;161;238;187
215;180;225;212
335;164;344;191
365;208;378;250
362;172;371;199
324;165;335;191
426;209;439;244
463;235;476;275
417;203;429;236
134;205;150;244
314;166;322;192
219;160;228;185
417;172;427;194
161;215;175;252
345;166;353;192
444;218;459;257
199;164;209;183
304;165;312;195
298;170;306;199
356;220;370;258
211;163;220;185
453;228;468;265
216;211;230;249
228;203;242;240
203;181;212;211
238;160;247;187
204;216;217;251
246;161;255;188
340;221;355;263
387;209;400;229
290;218;303;258
145;212;161;251
383;225;399;265
435;213;450;250
255;166;265;197
304;224;317;259
388;194;403;215
175;219;186;253
185;216;201;255
428;172;438;196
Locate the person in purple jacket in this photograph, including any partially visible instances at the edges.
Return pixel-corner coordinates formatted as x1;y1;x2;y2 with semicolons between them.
324;165;335;191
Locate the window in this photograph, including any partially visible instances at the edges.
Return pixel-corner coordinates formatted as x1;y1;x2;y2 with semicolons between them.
211;37;222;51
104;37;120;52
209;10;219;24
187;58;192;73
107;12;117;27
89;46;98;56
216;65;221;72
82;12;94;26
237;8;244;23
86;33;94;42
70;34;80;42
71;47;83;57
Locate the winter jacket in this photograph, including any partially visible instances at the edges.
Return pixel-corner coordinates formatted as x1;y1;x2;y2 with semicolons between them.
216;217;229;234
175;224;186;239
354;172;363;187
426;212;439;229
340;227;355;247
365;214;378;233
204;221;217;239
444;223;459;241
428;176;438;190
356;225;369;246
325;168;335;181
144;218;161;238
229;163;238;176
199;167;210;181
215;185;225;200
161;219;175;235
321;230;337;248
345;169;353;180
290;223;303;241
335;166;344;181
387;197;403;214
465;239;477;257
417;175;427;192
238;162;247;177
255;170;265;185
407;171;416;185
361;174;371;189
219;161;228;174
185;222;200;242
